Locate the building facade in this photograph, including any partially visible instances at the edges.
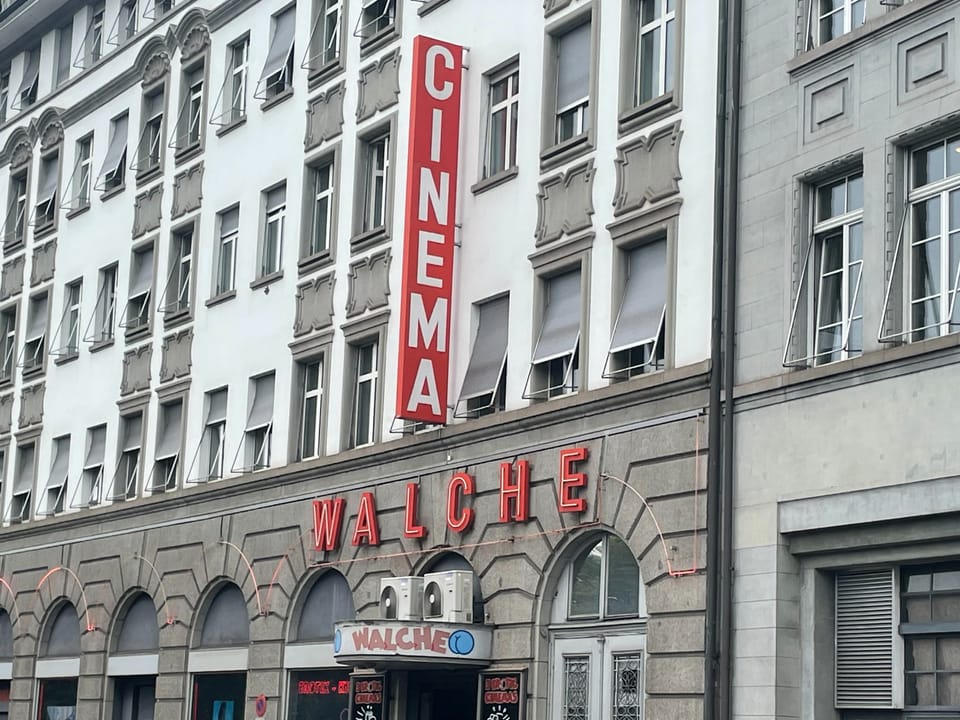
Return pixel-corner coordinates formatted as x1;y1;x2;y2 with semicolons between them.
0;1;722;720
733;1;960;720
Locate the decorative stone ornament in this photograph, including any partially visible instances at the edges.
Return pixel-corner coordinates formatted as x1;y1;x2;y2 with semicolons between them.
180;25;210;62
141;52;170;87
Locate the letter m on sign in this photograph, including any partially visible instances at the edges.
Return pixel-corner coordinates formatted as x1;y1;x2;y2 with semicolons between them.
395;35;464;424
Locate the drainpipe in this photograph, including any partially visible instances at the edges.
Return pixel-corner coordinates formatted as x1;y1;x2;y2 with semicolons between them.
705;1;742;720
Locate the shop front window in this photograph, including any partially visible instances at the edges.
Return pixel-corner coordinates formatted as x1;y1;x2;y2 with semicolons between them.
37;678;77;720
192;674;245;720
287;669;350;720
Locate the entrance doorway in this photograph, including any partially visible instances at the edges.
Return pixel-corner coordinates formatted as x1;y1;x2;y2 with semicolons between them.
405;670;477;720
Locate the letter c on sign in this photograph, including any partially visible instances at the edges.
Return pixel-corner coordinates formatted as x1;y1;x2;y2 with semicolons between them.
425;45;455;101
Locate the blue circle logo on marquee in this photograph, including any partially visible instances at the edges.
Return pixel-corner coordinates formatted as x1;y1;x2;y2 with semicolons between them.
334;628;342;653
448;629;475;655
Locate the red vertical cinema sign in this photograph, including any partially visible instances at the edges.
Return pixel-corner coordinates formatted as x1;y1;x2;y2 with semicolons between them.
396;35;464;424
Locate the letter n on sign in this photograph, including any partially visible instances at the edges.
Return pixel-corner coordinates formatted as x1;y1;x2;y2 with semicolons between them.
395;36;464;424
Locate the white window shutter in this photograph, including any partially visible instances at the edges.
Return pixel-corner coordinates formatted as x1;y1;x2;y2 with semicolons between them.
835;568;899;709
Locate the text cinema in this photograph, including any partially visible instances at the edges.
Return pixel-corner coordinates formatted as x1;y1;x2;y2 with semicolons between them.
311;447;589;550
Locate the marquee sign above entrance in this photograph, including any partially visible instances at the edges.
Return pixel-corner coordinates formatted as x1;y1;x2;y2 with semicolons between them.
335;621;492;666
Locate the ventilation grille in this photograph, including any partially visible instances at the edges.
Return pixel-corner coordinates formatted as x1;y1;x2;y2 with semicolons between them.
835;569;896;709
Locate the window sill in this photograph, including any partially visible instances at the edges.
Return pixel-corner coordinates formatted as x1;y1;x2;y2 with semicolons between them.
250;271;284;291
471;167;519;195
417;0;452;16
787;0;939;76
163;308;192;330
205;290;236;308
65;203;91;220
124;325;152;344
22;365;44;381
360;27;400;58
174;143;203;166
0;376;13;390
89;337;115;354
298;250;333;277
260;89;294;113
3;239;23;255
540;132;593;173
350;226;389;253
100;184;125;202
53;352;79;367
33;222;55;240
307;59;345;91
618;92;679;136
135;165;162;188
215;116;247;138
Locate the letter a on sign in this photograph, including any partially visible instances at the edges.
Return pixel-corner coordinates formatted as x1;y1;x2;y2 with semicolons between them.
395;36;464;424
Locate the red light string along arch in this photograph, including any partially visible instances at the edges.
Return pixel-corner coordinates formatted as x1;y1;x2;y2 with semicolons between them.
35;566;96;632
217;539;264;616
131;552;176;626
0;576;21;624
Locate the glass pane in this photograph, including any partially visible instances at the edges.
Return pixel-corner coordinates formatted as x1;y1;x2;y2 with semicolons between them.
490;108;507;175
305;361;320;392
313;195;329;253
913;297;941;339
640;0;659;24
907;637;936;671
562;656;590;720
912;239;942;301
847;175;863;212
509;103;519;168
638;27;660;104
851;0;865;27
820;12;843;43
819;0;843;12
933;595;960;622
938;673;960;707
612;653;642;720
491;77;508;105
948;137;960;178
934;569;960;591
848;221;863;261
906;570;933;593
915;142;946;187
846;317;862;354
302;396;317;457
821;233;843;273
358;344;375;375
606;537;640;616
939;637;960;671
569;540;602;617
916;196;942;240
913;673;936;706
355;380;371;446
817;180;845;221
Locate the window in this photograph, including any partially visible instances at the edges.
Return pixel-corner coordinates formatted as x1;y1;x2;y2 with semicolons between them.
360;131;390;234
152;398;182;493
634;0;676;106
115;411;143;501
606;240;667;378
484;63;519;179
260;185;286;278
455;296;509;418
16;47;39;110
215;207;238;296
0;306;16;383
908;137;960;341
305;0;342;71
348;341;378;448
86;3;105;66
60;279;83;356
124;244;154;335
151;0;173;19
137;87;165;175
174;63;204;154
5;170;28;247
119;0;139;43
215;36;249;125
7;442;34;524
256;7;295;100
525;270;581;400
297;358;324;459
72;134;93;210
88;263;118;344
162;227;193;316
550;535;645;720
813;0;865;46
241;373;274;471
34;151;60;231
80;425;106;506
55;21;73;87
0;71;8;123
554;23;591;144
44;435;70;516
21;291;48;374
306;160;333;258
201;388;227;481
98;112;128;192
358;0;396;44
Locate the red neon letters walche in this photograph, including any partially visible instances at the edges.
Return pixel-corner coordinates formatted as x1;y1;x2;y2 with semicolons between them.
396;36;464;424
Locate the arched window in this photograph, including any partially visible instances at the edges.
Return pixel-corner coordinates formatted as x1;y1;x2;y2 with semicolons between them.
190;585;248;720
37;603;80;720
294;571;354;643
549;535;645;720
110;594;159;720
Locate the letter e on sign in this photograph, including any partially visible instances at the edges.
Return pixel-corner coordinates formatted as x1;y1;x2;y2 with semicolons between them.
395;36;464;424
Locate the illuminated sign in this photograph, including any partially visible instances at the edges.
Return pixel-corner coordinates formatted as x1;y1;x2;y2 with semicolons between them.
288;670;350;720
311;448;589;550
349;673;388;720
396;35;465;424
478;670;526;720
335;622;493;665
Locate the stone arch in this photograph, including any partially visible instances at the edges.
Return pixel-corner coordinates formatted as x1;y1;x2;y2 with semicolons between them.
134;37;171;87
35;108;64;152
173;9;210;63
190;579;251;650
108;589;160;655
286;569;354;644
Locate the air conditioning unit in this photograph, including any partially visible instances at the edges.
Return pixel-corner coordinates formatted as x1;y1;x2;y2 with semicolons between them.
379;576;423;620
422;570;474;623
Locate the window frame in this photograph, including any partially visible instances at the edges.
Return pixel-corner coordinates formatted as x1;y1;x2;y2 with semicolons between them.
7;440;37;524
123;240;156;340
0;304;17;385
162;222;195;322
151;396;184;494
301;144;340;272
304;0;346;84
98;111;129;196
87;262;118;347
296;356;325;460
482;60;520;182
21;290;49;378
173;58;207;159
114;409;145;502
33;149;61;235
72;133;94;213
135;82;167;181
60;278;83;359
341;316;386;451
257;183;286;281
5;167;29;251
352;117;396;250
357;0;401;58
213;206;239;299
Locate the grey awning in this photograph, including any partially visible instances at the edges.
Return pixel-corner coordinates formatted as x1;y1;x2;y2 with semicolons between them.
98;114;128;180
259;7;295;82
35;155;60;209
121;414;142;452
155;402;182;460
459;296;509;401
48;438;69;489
557;23;590;109
206;389;228;425
220;208;239;236
25;295;48;342
130;248;154;296
84;426;105;468
56;23;71;84
16;49;39;98
610;241;667;353
532;270;581;363
14;446;34;494
246;374;274;430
